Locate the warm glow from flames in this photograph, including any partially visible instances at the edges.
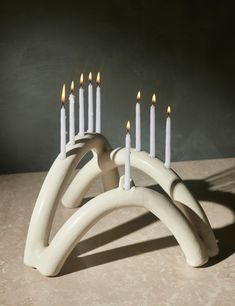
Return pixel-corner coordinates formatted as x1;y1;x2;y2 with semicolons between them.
61;84;65;104
96;72;100;85
152;94;156;104
167;106;171;115
71;81;74;92
126;120;131;132
88;72;92;82
137;91;141;102
80;73;84;86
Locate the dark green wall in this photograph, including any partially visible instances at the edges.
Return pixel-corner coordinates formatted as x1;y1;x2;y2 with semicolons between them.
0;0;234;173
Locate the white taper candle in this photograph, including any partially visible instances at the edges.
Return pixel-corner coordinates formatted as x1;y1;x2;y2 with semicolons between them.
69;81;75;145
96;72;101;133
165;106;171;168
88;72;94;132
150;94;156;158
79;73;85;136
60;84;66;159
124;120;131;190
135;91;141;151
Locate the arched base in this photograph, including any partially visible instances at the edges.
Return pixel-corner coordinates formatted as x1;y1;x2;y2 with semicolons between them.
62;147;218;258
24;134;218;277
25;177;209;276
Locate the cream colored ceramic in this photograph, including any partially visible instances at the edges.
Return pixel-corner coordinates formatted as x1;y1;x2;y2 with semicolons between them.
24;133;218;276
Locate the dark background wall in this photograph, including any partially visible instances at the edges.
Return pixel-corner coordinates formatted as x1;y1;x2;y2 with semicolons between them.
0;0;234;173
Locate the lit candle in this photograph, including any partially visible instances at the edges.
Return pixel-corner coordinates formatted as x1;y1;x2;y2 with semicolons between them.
150;93;156;158
69;81;75;145
79;73;85;136
96;72;101;133
124;120;131;191
88;72;94;132
135;91;141;151
165;106;171;168
60;84;66;159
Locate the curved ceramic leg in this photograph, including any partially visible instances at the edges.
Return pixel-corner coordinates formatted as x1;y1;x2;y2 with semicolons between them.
64;148;218;258
33;178;208;276
112;149;218;257
24;134;117;267
62;157;100;208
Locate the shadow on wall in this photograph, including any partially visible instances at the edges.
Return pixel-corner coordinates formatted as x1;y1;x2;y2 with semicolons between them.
58;166;235;276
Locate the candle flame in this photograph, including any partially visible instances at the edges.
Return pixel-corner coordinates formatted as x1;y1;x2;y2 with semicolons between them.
96;72;100;85
137;91;141;102
152;94;156;105
126;120;131;132
88;72;92;82
61;84;65;104
70;81;74;92
80;73;84;86
167;106;171;115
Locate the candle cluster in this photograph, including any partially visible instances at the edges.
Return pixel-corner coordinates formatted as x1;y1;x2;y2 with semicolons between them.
58;73;171;192
124;92;172;190
60;72;101;159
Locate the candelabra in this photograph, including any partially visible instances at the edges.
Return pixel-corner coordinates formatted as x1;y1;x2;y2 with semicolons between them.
24;133;218;276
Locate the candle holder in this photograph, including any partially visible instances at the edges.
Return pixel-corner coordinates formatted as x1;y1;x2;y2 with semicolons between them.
24;133;218;276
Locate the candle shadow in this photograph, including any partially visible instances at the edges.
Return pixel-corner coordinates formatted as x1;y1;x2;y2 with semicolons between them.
59;235;177;275
183;168;235;267
58;166;235;277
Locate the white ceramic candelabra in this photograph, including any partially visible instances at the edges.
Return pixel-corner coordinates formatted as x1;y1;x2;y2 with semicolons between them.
24;133;218;276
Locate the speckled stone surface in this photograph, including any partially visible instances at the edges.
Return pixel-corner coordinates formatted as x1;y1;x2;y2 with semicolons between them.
0;158;235;306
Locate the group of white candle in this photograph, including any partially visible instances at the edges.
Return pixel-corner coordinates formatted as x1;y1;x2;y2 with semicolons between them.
58;74;171;192
124;92;171;190
60;72;101;159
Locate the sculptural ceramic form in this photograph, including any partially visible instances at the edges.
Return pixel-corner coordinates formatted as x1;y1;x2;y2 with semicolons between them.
24;133;219;276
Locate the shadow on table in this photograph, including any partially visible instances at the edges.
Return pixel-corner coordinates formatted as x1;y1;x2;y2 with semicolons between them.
59;166;235;276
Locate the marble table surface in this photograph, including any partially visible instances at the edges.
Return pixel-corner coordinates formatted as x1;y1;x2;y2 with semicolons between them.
0;158;235;306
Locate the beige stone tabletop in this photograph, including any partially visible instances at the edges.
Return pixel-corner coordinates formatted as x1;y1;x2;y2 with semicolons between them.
0;158;235;306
